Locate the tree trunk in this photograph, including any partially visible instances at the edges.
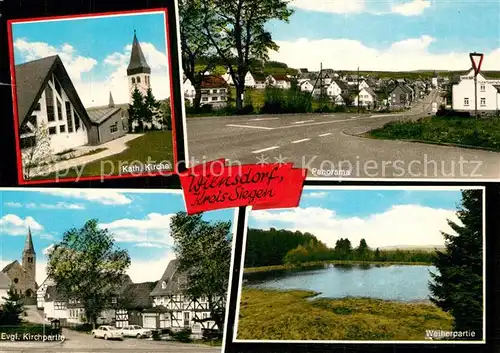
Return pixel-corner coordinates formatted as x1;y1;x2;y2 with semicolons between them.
235;83;244;110
193;83;202;110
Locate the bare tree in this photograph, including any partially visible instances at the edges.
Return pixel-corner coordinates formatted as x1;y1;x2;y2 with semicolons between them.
21;122;55;179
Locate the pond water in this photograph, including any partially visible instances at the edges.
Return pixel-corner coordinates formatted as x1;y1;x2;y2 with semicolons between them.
244;263;437;302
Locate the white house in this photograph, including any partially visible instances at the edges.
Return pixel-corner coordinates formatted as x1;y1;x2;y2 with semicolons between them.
432;76;438;88
299;80;314;93
200;75;229;109
354;87;377;107
244;72;256;88
452;68;500;113
266;75;291;89
254;74;267;89
37;276;55;309
142;259;220;338
0;273;11;305
221;73;234;85
359;80;370;90
326;80;347;98
183;77;196;105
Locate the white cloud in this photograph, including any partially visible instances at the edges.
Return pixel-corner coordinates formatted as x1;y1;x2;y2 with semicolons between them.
290;0;365;14
36;190;132;205
270;36;500;71
251;204;461;248
303;191;329;199
135;242;166;249
99;213;174;247
4;202;22;208
391;0;431;16
24;202;85;210
14;39;170;107
0;214;43;236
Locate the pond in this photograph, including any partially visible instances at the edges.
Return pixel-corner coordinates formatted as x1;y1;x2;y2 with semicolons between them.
244;263;437;302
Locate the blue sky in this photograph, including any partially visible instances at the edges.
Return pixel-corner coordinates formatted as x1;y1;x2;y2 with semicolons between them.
248;188;477;248
265;0;500;71
0;189;235;283
10;11;171;106
269;1;499;54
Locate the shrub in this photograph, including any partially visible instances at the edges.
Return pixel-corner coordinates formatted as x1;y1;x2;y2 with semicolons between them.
202;328;223;340
172;328;193;342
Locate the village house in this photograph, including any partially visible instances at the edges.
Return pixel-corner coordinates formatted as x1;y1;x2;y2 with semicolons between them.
299;80;314;93
318;71;333;85
354;87;377;108
200;75;229;109
142;259;220;338
183;76;196;105
326;80;349;99
452;68;500;113
1;229;37;304
266;75;291;89
37;276;55;310
244;72;256;88
253;73;267;89
388;84;414;108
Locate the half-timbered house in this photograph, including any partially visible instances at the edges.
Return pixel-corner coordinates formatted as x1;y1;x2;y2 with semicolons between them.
142;259;222;338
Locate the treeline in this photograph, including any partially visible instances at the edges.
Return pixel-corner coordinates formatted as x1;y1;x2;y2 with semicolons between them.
245;228;436;268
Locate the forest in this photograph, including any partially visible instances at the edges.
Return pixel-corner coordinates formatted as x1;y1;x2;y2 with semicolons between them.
244;228;436;268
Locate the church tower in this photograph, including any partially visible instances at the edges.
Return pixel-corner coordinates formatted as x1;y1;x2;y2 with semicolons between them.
127;30;151;103
22;227;36;297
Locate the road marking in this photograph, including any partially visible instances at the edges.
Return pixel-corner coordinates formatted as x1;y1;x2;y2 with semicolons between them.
252;146;280;153
226;124;274;130
318;133;332;137
249;117;279;121
291;138;311;144
292;120;314;124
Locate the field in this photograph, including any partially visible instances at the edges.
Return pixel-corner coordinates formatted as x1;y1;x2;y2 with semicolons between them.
368;116;500;151
237;288;453;341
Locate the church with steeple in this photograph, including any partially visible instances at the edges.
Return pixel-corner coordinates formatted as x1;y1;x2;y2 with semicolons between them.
127;30;152;103
1;228;37;301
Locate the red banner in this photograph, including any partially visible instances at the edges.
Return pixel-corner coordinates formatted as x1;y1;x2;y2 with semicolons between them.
178;159;307;214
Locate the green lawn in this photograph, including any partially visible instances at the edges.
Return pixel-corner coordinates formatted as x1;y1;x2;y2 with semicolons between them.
237;288;453;341
36;130;174;181
368;115;500;151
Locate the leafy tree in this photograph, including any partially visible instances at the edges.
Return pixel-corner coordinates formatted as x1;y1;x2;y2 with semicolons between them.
21;122;55;179
429;189;483;339
46;219;131;328
179;0;218;109
170;212;232;334
160;99;172;131
0;286;24;326
284;245;309;265
356;239;369;260
374;248;381;261
143;87;162;130
128;87;145;132
198;0;294;109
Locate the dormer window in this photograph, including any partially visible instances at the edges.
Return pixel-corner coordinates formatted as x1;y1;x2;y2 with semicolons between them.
161;281;167;289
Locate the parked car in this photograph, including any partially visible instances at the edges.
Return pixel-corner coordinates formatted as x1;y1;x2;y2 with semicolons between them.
119;325;153;338
91;325;123;340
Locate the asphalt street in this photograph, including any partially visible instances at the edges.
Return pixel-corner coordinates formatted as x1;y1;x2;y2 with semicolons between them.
186;90;500;179
0;328;221;353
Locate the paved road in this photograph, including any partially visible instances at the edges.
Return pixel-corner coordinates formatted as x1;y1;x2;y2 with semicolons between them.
186;90;500;179
0;328;221;353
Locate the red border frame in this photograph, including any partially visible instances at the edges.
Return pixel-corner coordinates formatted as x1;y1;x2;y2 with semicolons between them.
7;8;179;185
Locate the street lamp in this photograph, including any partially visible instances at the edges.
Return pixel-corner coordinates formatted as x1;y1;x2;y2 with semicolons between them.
469;52;484;118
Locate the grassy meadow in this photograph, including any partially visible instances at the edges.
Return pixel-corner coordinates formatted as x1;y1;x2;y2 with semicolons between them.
368;116;500;151
237;288;453;341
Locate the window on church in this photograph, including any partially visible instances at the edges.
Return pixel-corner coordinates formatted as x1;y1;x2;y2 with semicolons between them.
45;86;55;122
137;76;141;83
74;110;81;131
13;278;18;284
57;101;63;121
132;77;136;84
48;127;57;135
60;125;66;133
66;102;74;132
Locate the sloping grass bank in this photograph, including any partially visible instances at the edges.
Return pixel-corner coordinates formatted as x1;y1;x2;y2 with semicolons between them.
237;288;453;341
368;116;500;151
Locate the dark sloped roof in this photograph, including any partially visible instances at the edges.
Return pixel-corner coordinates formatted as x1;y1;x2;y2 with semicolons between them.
270;75;290;81
1;260;19;273
14;55;93;128
150;259;188;297
127;32;151;76
24;228;35;254
121;282;157;310
86;106;122;124
201;75;227;88
0;272;11;289
332;79;348;90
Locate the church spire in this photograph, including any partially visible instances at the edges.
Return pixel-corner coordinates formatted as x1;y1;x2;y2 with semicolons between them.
127;31;151;76
108;92;115;108
23;227;35;255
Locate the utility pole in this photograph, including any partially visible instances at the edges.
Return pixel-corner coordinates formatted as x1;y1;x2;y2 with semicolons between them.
319;62;323;103
357;66;360;113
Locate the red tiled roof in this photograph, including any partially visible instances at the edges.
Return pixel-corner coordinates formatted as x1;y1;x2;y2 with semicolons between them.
201;75;228;88
272;75;290;81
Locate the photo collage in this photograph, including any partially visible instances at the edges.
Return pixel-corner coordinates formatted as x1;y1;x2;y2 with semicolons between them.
0;1;497;353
